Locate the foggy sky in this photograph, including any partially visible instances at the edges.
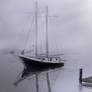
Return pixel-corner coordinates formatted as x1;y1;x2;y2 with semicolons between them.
0;0;92;53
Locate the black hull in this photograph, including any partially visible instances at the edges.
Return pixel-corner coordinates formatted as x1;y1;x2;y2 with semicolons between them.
19;56;64;70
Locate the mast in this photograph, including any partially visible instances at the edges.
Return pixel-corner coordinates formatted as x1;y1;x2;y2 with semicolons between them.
46;6;49;58
35;1;38;56
35;3;49;57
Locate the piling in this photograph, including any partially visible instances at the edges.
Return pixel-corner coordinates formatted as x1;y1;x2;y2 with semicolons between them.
79;68;83;84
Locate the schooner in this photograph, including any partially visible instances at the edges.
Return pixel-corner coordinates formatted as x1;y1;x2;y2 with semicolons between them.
18;2;64;69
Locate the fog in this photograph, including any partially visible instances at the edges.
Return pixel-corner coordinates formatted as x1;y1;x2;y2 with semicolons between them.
0;0;92;52
1;1;92;92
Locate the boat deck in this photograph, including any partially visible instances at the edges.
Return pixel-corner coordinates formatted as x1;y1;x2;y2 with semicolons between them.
18;55;64;69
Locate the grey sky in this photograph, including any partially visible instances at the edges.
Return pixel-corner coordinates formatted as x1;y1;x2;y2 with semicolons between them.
0;0;92;53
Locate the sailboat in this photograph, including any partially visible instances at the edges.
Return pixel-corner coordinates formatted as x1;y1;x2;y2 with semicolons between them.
18;2;64;69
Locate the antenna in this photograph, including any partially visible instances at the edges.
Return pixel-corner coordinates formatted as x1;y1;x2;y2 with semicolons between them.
46;6;49;58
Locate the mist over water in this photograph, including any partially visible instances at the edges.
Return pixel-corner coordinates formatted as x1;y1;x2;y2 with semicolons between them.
1;50;92;92
0;0;92;92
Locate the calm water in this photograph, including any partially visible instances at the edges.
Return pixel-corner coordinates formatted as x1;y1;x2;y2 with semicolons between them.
0;49;92;92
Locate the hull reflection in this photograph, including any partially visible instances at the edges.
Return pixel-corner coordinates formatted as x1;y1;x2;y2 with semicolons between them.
14;61;63;92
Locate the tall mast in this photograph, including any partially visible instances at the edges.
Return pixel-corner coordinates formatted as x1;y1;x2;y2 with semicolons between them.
35;1;38;56
46;6;49;57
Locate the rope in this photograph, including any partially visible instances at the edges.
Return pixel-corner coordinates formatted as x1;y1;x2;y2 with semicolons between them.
13;15;33;53
23;16;34;53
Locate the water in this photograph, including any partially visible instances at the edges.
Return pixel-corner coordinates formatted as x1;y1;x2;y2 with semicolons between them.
0;49;92;92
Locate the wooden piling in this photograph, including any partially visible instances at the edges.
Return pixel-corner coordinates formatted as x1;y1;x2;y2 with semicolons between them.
79;68;83;84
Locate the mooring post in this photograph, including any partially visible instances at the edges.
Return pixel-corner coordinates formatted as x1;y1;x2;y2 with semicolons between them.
79;68;83;84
